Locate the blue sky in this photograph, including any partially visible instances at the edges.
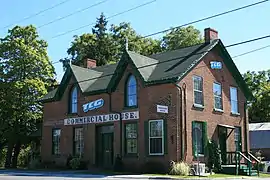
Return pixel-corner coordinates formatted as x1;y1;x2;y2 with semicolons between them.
1;0;269;82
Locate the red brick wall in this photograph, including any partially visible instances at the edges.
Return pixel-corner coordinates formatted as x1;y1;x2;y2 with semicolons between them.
41;64;179;170
178;48;248;163
41;47;249;170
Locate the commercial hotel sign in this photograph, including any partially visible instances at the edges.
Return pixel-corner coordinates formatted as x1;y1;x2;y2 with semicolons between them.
64;111;139;126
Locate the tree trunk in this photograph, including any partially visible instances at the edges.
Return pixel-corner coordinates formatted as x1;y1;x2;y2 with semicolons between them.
5;143;14;168
11;142;21;168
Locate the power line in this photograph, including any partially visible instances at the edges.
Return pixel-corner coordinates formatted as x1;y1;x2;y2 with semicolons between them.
52;36;270;85
142;0;269;38
232;44;270;58
50;0;157;39
37;0;109;29
1;0;73;30
51;33;270;65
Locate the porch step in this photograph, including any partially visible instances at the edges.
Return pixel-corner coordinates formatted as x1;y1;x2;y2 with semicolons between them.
221;165;258;176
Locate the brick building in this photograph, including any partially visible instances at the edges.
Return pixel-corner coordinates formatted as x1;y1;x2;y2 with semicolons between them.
40;28;252;172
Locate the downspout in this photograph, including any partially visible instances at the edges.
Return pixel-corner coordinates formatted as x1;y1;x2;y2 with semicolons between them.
175;84;184;161
182;83;187;161
244;101;248;155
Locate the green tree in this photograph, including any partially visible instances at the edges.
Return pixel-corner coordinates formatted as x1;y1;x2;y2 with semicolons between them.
0;25;56;168
243;70;270;122
162;26;204;50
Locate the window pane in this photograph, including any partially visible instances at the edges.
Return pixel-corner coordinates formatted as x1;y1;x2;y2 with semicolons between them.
52;129;61;155
150;138;162;154
150;121;163;137
128;85;136;95
193;76;202;91
213;83;221;96
230;87;237;101
74;128;84;155
125;124;137;138
194;91;203;105
128;95;137;106
127;139;137;153
231;100;238;113
71;87;78;113
214;97;222;110
193;123;203;154
125;123;137;154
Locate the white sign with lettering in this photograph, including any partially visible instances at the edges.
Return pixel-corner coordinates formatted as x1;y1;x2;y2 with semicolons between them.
64;111;139;126
157;105;168;114
210;61;222;69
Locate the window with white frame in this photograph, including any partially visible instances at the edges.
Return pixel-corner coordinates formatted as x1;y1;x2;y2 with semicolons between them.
230;87;238;114
74;127;84;156
213;82;223;110
70;86;78;113
193;76;204;106
149;120;164;155
52;129;61;155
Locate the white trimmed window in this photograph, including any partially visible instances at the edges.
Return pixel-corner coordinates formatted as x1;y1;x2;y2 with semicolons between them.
74;127;84;156
149;120;164;155
230;87;238;114
213;82;223;110
193;75;204;106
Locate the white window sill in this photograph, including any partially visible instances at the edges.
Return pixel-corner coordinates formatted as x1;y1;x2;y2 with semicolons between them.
214;108;224;113
193;104;205;109
149;153;164;156
231;112;240;116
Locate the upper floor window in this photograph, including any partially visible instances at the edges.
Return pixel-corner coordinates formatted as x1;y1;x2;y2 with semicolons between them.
213;82;223;110
230;87;238;114
193;75;204;106
126;75;137;107
70;86;78;113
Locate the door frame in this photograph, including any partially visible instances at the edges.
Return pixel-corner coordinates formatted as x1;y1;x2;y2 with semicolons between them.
95;124;114;168
218;126;227;164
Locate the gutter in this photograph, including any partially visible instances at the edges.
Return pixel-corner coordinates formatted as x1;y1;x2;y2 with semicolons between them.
244;101;249;155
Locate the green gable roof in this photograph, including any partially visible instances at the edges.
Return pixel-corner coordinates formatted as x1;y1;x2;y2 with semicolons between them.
40;39;252;103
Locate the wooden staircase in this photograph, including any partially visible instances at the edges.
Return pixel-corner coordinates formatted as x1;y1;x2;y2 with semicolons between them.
221;151;260;176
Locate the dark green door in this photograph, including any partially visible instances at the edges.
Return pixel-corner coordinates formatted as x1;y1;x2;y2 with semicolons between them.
219;127;227;164
102;133;114;168
96;125;114;169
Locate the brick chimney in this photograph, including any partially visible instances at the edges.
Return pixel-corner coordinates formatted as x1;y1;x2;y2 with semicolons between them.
204;28;218;43
84;58;96;68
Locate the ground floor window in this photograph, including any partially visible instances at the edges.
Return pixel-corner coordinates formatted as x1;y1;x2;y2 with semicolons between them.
74;127;84;156
52;128;61;155
192;121;207;156
149;120;164;155
125;123;138;154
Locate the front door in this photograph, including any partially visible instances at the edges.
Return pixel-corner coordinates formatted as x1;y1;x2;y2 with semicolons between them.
219;127;227;164
96;125;114;169
234;126;242;152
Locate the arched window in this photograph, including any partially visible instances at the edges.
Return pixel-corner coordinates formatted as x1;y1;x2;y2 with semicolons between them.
70;86;78;113
126;75;137;107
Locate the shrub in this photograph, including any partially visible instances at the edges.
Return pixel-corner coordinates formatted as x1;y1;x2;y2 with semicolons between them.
169;161;190;176
18;146;31;167
0;148;7;168
206;140;222;173
69;157;81;170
